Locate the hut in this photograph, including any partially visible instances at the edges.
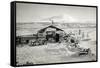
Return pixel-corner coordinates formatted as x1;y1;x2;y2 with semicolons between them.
37;25;65;43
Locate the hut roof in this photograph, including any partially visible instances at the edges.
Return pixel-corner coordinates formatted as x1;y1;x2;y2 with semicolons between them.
38;25;63;33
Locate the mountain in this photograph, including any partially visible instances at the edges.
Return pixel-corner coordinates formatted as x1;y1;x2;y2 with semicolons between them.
40;14;78;23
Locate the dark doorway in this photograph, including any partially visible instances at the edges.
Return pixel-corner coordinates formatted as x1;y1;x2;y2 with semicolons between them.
46;31;59;43
55;33;59;42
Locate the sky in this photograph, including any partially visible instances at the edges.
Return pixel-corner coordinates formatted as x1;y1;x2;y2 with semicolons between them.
16;3;96;23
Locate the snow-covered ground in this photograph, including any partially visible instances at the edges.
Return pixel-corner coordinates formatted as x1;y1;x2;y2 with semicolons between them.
16;40;96;66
